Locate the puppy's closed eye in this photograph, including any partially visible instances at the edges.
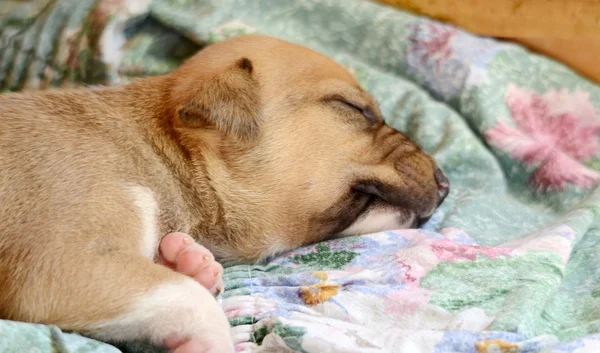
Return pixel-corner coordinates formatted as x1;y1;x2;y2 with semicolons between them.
324;95;377;124
338;100;377;123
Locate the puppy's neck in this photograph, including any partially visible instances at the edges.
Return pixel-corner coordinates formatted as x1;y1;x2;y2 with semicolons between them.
99;77;229;243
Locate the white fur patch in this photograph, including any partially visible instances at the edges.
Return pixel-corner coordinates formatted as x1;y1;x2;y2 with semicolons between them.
124;184;159;259
339;208;415;236
91;278;233;350
258;235;294;261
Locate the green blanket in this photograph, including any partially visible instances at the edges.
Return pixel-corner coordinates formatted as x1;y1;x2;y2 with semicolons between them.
2;1;600;352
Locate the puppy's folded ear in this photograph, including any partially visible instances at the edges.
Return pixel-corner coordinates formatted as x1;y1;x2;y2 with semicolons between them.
174;57;261;143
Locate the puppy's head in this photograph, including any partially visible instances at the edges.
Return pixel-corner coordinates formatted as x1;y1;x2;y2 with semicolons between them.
167;36;449;261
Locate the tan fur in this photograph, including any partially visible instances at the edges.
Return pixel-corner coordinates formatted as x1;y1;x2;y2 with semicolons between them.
0;36;447;347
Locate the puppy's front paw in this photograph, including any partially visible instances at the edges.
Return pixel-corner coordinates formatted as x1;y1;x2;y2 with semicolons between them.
157;232;224;296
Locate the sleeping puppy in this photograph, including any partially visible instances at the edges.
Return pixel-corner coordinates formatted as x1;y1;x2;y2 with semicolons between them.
0;36;449;353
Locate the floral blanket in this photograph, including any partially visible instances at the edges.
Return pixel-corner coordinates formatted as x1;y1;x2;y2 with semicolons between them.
2;1;600;353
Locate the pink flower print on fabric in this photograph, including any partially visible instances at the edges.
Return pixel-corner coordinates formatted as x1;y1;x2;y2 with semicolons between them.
486;85;600;191
410;23;456;72
430;239;514;263
394;230;514;284
384;289;430;321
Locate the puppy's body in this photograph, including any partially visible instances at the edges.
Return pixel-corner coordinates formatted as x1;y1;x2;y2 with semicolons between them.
0;36;448;352
0;83;236;350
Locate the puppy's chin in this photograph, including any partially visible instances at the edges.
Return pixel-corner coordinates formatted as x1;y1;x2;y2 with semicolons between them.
337;204;416;237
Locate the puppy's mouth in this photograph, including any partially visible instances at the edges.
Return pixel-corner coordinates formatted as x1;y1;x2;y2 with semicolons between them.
337;196;418;237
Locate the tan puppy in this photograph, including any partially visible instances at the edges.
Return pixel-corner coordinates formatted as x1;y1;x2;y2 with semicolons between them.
0;36;449;353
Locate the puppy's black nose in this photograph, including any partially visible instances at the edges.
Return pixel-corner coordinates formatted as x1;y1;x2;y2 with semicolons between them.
434;167;449;204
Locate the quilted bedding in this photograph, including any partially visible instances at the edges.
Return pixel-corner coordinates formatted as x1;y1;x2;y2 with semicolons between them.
2;1;600;352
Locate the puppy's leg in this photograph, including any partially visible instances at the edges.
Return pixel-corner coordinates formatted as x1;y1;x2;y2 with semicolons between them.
157;232;224;296
91;258;233;353
12;254;233;353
